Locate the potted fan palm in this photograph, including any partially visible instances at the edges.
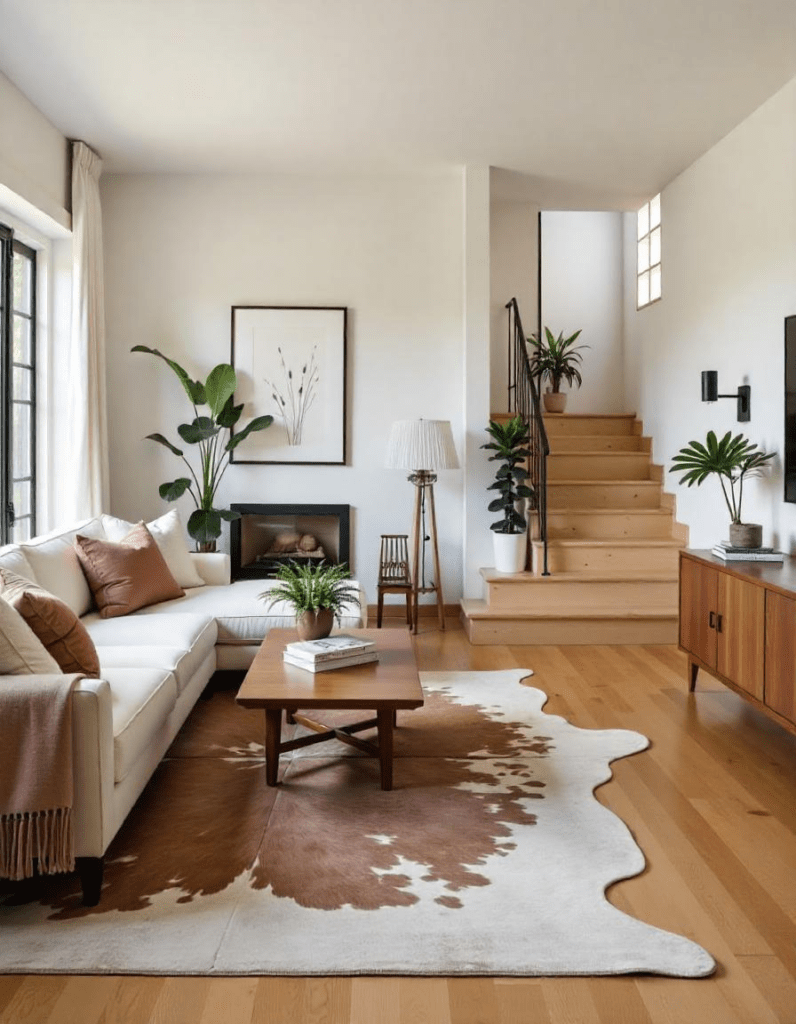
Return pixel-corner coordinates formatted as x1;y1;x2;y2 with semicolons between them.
133;346;273;549
482;415;534;573
669;430;776;548
527;327;588;413
261;562;362;641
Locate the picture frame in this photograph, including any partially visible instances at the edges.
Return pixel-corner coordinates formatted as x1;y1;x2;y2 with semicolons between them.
230;305;347;465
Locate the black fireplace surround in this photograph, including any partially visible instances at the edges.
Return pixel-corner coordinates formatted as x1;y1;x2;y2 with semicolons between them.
230;503;351;580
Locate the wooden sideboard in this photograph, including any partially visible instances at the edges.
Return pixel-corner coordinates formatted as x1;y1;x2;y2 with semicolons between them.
679;549;796;737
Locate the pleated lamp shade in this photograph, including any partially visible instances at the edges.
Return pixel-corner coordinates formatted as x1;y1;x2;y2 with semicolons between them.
385;419;459;471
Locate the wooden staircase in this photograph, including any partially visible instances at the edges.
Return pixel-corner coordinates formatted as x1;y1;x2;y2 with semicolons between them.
461;413;686;645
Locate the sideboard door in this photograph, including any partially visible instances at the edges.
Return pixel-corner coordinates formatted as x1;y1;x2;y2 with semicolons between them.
680;556;718;669
716;573;765;700
765;591;796;725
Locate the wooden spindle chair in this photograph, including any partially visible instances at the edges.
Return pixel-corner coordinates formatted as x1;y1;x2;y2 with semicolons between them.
377;534;413;628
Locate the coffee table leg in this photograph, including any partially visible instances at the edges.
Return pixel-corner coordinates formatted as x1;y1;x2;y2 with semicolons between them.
265;709;282;786
377;708;394;791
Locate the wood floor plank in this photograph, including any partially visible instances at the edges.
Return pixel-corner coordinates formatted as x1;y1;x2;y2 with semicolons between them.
538;978;601;1024
198;977;257;1024
587;976;652;1024
447;978;499;1024
494;981;550;1024
0;977;24;1018
0;976;64;1024
98;977;166;1024
737;954;796;1023
398;978;452;1024
149;978;211;1024
350;977;400;1024
44;976;118;1024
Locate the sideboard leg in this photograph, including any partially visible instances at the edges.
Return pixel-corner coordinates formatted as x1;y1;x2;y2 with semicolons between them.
688;659;699;692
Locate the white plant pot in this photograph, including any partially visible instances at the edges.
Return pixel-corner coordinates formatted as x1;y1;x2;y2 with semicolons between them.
493;532;527;573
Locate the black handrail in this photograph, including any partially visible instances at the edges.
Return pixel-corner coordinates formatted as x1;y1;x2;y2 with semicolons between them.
506;297;550;576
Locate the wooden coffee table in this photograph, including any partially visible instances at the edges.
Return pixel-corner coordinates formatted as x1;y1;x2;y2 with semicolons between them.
236;628;423;790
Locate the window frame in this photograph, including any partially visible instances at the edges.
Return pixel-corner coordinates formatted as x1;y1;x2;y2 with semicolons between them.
636;194;661;310
0;223;37;544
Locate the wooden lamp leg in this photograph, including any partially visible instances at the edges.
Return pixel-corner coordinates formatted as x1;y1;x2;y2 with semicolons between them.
426;483;445;630
411;483;422;634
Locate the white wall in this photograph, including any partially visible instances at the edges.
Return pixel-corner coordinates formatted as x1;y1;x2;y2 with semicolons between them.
0;71;70;230
623;76;796;551
489;201;539;412
541;211;624;413
100;172;465;604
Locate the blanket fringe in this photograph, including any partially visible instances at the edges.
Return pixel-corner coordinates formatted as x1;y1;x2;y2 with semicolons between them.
0;808;74;881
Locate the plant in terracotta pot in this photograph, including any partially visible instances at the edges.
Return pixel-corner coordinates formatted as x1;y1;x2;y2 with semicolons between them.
527;327;588;413
261;562;361;641
132;346;273;550
482;415;534;573
669;430;776;548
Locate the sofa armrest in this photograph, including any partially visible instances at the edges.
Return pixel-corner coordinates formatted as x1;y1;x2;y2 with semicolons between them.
190;552;231;585
71;678;115;858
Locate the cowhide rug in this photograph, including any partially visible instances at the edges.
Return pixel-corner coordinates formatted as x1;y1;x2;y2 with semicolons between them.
0;670;715;977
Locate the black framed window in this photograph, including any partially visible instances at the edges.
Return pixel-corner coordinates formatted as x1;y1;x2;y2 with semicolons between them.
0;224;37;544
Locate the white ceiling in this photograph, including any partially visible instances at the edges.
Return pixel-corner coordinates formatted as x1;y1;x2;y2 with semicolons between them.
2;0;796;208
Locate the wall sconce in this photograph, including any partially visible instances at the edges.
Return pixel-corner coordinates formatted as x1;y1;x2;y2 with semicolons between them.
701;370;751;422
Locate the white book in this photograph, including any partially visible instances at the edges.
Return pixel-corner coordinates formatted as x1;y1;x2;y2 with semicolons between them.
712;546;784;562
283;651;380;673
285;633;375;663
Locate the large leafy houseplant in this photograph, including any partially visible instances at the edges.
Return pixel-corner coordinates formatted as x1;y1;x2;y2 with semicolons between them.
133;346;273;547
669;430;775;540
527;326;588;395
482;415;534;534
261;562;361;640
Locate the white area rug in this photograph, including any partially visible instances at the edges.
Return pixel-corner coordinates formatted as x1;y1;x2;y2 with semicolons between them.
0;670;715;976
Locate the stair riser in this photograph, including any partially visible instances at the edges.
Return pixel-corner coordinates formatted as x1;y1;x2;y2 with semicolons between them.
543;416;637;436
485;578;678;611
464;615;678;646
548;453;651;480
547;511;676;539
550;435;646;452
548;483;662;508
533;545;681;574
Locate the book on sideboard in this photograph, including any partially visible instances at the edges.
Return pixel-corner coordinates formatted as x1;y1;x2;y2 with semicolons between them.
285;634;376;663
711;545;784;562
283;650;380;673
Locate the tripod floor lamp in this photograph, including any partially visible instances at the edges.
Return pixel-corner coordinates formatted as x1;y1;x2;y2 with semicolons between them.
385;419;459;633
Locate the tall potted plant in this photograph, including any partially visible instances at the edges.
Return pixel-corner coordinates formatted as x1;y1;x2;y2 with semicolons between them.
482;415;534;573
669;430;776;548
133;346;273;549
527;327;588;413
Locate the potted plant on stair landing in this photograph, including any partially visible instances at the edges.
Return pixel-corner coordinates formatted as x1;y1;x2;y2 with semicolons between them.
133;346;274;550
482;415;534;573
669;430;776;548
527;326;588;413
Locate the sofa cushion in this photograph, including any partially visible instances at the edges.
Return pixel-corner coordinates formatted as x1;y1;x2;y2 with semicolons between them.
0;568;101;676
83;610;217;655
94;634;216;696
0;597;60;674
21;517;105;617
103;667;178;783
102;509;205;589
0;544;37;582
75;522;185;618
130;578;366;645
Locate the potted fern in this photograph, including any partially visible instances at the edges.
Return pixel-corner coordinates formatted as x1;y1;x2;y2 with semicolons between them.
481;415;533;573
527;327;588;413
261;562;361;640
669;430;776;548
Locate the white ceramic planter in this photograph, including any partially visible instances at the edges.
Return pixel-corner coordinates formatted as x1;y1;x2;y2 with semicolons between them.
493;532;527;573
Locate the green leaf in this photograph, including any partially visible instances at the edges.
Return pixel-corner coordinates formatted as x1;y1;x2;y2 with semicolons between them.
225;415;274;451
178;417;219;445
187;508;222;544
132;346;206;405
145;432;183;457
204;364;237;419
216;396;244;429
159;478;192;501
217;508;241;521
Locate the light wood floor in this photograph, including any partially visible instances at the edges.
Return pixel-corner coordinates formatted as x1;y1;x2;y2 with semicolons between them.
3;621;796;1024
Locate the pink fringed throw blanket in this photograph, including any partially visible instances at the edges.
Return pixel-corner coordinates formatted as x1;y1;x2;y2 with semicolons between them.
0;674;82;880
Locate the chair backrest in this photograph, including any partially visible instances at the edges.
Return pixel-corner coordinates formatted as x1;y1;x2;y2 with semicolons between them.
378;534;411;585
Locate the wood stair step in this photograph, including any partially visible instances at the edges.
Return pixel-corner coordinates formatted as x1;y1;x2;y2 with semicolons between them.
547;480;663;508
480;567;679;611
542;413;639;436
531;538;684;573
547;508;682;540
548;452;652;481
549;434;650;452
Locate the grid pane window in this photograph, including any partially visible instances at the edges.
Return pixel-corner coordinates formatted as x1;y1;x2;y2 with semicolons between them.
0;225;36;544
637;195;661;309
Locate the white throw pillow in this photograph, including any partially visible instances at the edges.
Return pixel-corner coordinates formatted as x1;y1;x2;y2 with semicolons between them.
21;517;105;617
101;509;205;589
0;595;61;674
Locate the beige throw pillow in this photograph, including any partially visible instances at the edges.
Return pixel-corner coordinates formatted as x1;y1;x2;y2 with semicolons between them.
0;568;100;676
0;596;61;675
75;521;185;619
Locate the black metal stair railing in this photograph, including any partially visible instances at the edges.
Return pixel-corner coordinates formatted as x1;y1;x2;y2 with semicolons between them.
506;297;550;576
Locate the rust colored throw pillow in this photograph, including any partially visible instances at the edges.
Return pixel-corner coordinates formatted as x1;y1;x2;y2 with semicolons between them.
74;521;184;619
0;568;101;676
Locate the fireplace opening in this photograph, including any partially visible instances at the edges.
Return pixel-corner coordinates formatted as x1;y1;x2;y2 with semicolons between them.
230;504;351;580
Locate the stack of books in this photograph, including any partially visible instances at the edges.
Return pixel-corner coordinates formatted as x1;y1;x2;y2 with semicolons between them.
711;541;784;563
283;633;378;673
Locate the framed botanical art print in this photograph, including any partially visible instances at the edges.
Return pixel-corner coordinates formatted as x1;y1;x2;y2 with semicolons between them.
230;305;347;465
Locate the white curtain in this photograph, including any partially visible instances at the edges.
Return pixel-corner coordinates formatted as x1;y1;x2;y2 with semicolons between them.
65;140;109;519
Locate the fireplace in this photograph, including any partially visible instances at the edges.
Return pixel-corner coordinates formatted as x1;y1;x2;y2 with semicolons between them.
230;504;351;580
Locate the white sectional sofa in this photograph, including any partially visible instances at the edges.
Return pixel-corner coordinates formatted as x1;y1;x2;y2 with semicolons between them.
0;514;366;904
